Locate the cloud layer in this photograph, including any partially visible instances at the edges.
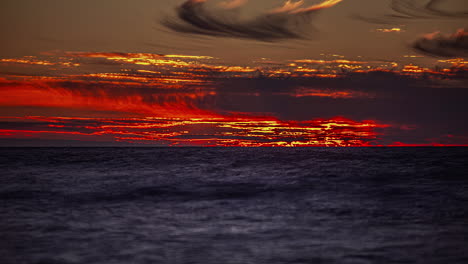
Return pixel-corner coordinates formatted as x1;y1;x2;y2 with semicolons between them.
1;51;467;146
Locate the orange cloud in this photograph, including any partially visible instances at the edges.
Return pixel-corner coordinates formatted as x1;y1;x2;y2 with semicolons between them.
1;51;467;147
285;87;373;99
219;0;248;9
0;115;388;147
375;28;404;33
0;79;217;118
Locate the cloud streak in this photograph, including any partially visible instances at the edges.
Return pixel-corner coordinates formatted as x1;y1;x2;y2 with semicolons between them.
162;0;343;41
357;0;468;24
390;0;468;19
0;115;388;147
218;0;248;9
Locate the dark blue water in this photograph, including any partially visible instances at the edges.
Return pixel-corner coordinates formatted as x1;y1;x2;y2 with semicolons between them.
1;147;467;264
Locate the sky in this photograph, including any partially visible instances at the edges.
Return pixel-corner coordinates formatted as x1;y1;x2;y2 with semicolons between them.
0;0;467;146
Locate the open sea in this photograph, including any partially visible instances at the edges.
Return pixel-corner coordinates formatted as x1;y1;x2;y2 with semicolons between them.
1;147;467;264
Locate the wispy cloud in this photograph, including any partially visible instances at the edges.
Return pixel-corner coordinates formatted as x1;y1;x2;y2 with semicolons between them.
162;0;343;41
357;0;468;24
389;0;468;19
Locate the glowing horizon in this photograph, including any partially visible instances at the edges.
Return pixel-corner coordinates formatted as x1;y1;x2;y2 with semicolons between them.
0;50;466;146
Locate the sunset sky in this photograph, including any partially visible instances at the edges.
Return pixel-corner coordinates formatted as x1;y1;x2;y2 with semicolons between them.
0;0;467;146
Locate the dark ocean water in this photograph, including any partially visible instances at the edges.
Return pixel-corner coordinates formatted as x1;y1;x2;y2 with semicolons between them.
1;147;467;264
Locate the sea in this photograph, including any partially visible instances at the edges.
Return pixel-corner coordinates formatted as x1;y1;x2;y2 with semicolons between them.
1;147;467;264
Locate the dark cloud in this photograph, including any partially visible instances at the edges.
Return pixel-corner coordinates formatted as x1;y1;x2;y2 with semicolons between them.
211;71;468;145
413;29;468;57
162;0;342;41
